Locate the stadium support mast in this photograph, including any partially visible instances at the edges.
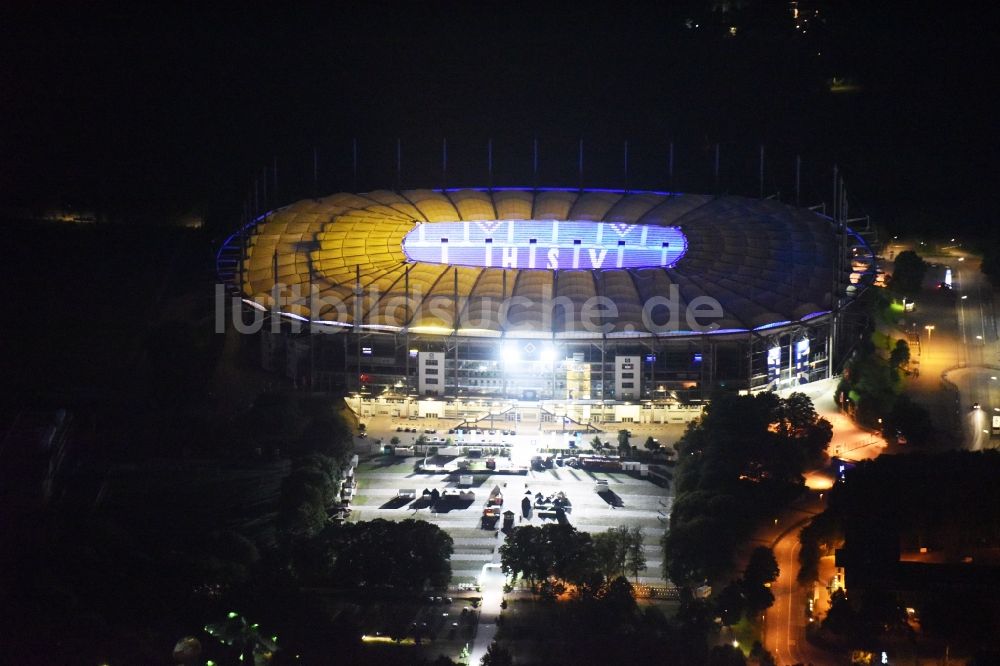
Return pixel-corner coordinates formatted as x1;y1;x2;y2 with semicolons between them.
239;200;247;298
714;143;720;192
454;267;460;395
352;138;358;192
442;138;448;191
272;248;277;288
623;140;629;193
668;141;675;191
532;137;539;190
832;164;839;222
795;155;801;207
309;267;314;387
404;266;411;395
355;264;362;392
758;145;765;199
313;147;319;198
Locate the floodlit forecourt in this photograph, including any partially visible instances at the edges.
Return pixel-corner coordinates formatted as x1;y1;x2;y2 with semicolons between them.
344;426;678;588
219;187;877;413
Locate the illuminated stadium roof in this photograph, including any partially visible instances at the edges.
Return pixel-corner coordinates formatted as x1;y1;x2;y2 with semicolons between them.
240;188;864;339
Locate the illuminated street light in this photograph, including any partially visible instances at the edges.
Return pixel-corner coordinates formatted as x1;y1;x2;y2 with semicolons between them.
924;324;935;340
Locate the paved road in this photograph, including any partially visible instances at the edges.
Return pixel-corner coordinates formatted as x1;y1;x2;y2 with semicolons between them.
887;245;1000;449
753;494;829;666
468;556;505;664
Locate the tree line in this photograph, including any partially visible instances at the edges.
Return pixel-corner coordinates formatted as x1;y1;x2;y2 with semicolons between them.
499;523;647;598
662;391;831;585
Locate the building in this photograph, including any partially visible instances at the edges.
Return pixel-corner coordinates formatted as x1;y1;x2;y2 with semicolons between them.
219;187;874;415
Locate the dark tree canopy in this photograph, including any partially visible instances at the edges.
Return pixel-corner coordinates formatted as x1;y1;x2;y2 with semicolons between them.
317;519;454;592
889;339;911;369
481;641;514;666
501;524;646;597
744;546;779;587
664;392;830;584
882;393;933;447
890;250;928;295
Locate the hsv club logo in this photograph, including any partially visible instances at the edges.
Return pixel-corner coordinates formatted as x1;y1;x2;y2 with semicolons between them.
401;220;687;271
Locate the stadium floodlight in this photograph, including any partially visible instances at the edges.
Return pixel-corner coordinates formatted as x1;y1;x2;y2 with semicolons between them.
502;342;520;364
541;344;557;365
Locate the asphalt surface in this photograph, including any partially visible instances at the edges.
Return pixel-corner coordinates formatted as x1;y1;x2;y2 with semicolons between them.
888;243;1000;450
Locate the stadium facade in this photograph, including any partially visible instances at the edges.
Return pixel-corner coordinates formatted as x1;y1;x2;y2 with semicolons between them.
219;187;874;421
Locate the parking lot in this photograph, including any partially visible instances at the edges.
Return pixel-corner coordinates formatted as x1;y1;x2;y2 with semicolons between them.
348;453;673;587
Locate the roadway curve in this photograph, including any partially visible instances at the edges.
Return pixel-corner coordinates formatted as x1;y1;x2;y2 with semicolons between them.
760;496;832;666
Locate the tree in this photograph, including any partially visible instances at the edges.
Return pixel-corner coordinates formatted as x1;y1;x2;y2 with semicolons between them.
674;588;717;662
796;510;843;586
500;525;546;588
592;526;645;582
889;339;910;369
390;436;401;447
500;524;600;592
481;641;513;666
276;471;328;541
890;250;928;295
600;576;638;618
883;394;933;446
982;238;1000;289
296;413;353;461
322;519;454;591
197;531;261;587
749;641;777;666
845;352;900;427
742;579;775;615
591;435;603;452
823;588;858;637
707;644;746;666
246;391;302;440
204;612;279;666
663;391;830;585
643;436;659;452
617;430;631;455
624;526;647;581
744;547;779;587
714;581;746;627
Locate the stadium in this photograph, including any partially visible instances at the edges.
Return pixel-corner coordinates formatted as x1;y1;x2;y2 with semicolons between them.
220;187;875;424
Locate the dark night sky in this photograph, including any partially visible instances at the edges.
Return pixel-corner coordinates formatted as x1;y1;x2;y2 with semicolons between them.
0;1;995;231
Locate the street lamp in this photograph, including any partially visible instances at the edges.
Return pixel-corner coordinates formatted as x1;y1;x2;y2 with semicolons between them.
924;324;935;340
